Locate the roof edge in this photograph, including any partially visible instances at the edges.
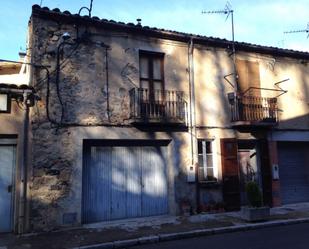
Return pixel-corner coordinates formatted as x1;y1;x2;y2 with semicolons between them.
31;5;309;60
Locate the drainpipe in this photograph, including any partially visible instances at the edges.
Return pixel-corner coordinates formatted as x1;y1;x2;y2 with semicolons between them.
105;47;110;122
188;38;195;165
18;92;30;234
188;37;199;212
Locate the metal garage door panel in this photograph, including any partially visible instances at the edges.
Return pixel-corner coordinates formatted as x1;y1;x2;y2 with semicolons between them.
0;146;15;232
278;143;309;204
110;147;127;220
83;144;168;223
141;147;168;216
111;147;143;220
125;147;142;218
82;147;113;223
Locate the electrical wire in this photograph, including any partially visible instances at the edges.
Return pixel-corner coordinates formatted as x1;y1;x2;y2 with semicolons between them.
44;64;58;125
54;41;78;124
15;99;27;111
34;43;80;90
50;41;110;128
43;37;111;128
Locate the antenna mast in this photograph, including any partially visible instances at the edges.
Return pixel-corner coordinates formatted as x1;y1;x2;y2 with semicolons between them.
202;2;237;91
284;23;309;38
78;0;94;17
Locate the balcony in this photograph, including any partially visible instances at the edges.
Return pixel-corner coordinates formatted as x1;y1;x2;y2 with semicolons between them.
129;88;188;126
228;93;278;127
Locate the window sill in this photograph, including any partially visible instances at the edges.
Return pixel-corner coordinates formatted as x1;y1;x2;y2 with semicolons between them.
198;181;221;188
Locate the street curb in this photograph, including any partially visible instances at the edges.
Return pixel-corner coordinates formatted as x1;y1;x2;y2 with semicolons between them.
73;217;309;249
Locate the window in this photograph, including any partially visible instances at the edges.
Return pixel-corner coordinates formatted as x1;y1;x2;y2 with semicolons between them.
0;93;10;113
198;140;216;182
139;51;164;102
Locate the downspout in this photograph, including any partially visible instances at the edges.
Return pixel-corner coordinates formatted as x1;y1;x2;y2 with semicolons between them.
188;37;199;211
105;47;110;122
19;92;30;234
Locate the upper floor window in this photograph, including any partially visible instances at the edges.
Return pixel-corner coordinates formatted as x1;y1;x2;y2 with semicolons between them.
139;51;164;101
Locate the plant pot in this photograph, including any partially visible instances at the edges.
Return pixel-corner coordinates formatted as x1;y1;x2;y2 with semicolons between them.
181;202;191;216
241;206;270;222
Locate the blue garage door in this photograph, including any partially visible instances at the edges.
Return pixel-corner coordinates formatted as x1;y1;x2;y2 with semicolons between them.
82;145;168;223
0;145;16;233
278;142;309;204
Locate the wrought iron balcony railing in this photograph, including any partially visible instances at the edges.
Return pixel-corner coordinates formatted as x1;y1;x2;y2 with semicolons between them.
129;88;188;125
228;93;278;124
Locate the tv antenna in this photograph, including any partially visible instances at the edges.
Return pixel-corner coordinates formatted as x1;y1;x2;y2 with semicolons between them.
78;0;94;17
202;2;238;91
284;23;309;38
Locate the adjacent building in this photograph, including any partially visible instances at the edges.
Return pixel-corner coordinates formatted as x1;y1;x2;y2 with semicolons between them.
0;54;33;233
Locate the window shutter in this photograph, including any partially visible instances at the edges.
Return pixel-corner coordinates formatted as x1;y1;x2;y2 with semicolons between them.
236;59;261;96
260;139;272;206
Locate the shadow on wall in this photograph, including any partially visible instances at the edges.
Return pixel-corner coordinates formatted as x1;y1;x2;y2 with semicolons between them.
196;47;233;128
278;113;309;129
275;60;308;129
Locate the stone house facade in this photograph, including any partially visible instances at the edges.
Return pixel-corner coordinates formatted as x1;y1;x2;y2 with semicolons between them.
0;5;308;233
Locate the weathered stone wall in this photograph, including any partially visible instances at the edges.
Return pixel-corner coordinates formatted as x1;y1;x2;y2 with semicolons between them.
29;13;194;231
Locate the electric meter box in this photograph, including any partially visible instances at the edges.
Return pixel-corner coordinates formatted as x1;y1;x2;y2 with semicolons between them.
272;164;279;180
187;165;195;182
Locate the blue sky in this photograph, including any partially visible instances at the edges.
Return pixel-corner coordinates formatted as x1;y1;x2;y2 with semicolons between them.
0;0;308;60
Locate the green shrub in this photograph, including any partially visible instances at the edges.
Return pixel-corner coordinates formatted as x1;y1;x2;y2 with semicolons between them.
245;181;262;207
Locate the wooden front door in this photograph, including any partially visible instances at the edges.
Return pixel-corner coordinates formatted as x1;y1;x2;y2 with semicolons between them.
221;139;241;211
260;139;272;206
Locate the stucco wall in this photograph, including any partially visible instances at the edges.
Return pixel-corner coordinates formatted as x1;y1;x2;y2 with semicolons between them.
0;64;28;232
193;48;309;129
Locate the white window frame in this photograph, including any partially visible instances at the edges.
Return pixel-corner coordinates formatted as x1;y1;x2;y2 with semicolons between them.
0;93;10;113
198;139;216;182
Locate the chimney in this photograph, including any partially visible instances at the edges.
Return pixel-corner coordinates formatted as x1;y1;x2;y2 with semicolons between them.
19;52;26;62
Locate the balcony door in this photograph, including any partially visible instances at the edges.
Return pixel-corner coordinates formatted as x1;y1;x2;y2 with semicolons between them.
139;51;164;102
139;51;165;118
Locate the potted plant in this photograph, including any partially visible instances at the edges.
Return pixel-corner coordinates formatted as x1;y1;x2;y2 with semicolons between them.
180;199;192;216
241;181;270;222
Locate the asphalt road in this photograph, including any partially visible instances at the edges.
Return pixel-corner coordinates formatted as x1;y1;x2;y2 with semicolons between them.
130;223;309;249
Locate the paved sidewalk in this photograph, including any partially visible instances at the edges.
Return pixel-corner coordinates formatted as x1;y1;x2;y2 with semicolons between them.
1;203;309;249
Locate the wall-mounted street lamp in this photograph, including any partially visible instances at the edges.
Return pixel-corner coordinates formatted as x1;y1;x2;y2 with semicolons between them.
0;93;10;113
0;85;38;114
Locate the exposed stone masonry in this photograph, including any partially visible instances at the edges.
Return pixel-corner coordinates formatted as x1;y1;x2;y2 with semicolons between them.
29;16;138;230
